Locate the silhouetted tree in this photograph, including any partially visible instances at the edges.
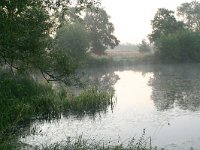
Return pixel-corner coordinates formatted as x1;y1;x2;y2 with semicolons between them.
84;8;119;55
148;8;184;43
177;0;200;31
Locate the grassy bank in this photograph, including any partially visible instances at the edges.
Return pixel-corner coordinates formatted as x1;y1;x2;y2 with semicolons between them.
0;70;114;149
86;52;156;68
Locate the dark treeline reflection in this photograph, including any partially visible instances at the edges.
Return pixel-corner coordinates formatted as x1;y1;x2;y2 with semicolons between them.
79;67;120;93
133;64;200;111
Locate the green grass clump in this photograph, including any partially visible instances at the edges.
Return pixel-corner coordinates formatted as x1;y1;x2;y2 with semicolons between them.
68;88;115;114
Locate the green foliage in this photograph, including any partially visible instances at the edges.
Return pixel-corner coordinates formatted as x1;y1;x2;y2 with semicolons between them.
155;29;200;62
0;70;66;148
177;0;200;31
0;0;99;83
149;8;184;43
66;87;115;114
84;8;119;55
55;23;89;61
0;0;51;71
149;4;200;63
43;23;90;83
0;69;116;148
138;40;151;53
68;88;115;114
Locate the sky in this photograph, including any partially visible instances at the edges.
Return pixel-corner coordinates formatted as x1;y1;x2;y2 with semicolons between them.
101;0;194;44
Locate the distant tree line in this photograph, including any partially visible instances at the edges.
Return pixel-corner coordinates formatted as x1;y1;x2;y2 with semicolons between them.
109;43;138;51
148;1;200;62
137;40;152;53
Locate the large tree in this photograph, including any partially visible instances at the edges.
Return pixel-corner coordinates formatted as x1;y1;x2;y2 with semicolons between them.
0;0;98;82
148;8;184;43
0;0;51;71
177;0;200;31
84;8;119;55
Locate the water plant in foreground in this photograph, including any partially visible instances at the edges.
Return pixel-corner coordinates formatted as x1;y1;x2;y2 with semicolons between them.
40;132;160;150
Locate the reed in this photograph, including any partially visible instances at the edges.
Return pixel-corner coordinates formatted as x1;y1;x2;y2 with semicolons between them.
41;134;160;150
68;88;115;113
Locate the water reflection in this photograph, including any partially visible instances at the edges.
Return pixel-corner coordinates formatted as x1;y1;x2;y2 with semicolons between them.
146;64;200;111
76;67;120;93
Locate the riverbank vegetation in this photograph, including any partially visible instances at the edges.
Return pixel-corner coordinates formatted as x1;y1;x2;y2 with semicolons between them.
148;1;200;63
0;70;115;149
41;134;158;150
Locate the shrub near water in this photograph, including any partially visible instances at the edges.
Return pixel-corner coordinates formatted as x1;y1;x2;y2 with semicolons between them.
0;71;64;148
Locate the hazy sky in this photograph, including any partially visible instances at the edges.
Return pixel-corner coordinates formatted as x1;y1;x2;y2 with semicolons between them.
101;0;193;44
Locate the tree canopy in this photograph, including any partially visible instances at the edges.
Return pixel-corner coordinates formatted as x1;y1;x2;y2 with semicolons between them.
147;2;200;63
0;0;51;71
0;0;99;83
84;8;119;54
148;8;184;43
177;0;200;31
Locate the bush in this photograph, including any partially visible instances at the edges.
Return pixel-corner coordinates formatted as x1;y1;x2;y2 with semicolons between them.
0;70;65;146
155;30;200;62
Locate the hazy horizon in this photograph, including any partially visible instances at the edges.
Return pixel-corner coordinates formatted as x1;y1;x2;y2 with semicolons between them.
101;0;194;44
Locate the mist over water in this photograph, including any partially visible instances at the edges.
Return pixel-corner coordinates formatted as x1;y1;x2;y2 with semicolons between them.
22;64;200;150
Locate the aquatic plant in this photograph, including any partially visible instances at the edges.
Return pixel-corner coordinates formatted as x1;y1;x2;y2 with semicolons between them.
64;88;115;115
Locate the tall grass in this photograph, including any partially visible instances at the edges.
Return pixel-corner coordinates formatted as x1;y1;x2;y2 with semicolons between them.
68;88;115;114
40;131;159;150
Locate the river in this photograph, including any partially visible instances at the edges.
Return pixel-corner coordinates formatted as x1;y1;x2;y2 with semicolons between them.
21;64;200;150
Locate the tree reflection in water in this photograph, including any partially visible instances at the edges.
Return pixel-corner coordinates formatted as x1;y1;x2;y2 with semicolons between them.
80;67;120;93
146;64;200;111
82;64;200;112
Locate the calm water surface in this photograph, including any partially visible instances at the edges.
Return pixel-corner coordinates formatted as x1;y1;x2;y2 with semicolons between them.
22;64;200;150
